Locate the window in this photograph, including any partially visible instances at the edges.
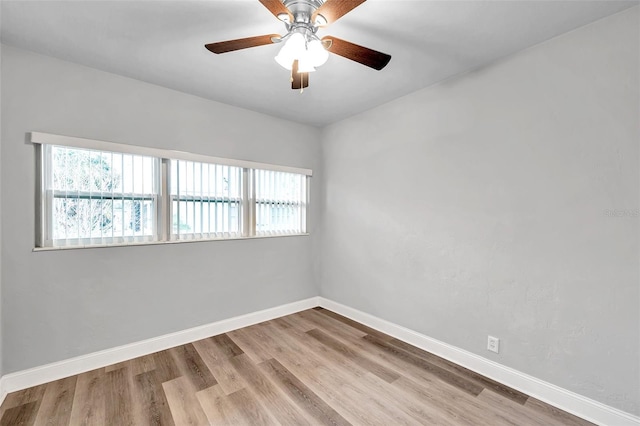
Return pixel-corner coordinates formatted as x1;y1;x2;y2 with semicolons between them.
171;160;242;239
34;132;311;248
42;145;159;247
255;169;306;235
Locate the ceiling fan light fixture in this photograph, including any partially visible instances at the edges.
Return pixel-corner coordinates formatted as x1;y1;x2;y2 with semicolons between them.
206;0;392;90
275;32;328;72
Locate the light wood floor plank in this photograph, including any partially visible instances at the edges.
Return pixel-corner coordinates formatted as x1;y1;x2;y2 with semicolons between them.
320;326;565;426
361;371;462;425
68;368;105;426
0;401;40;426
257;320;368;380
169;343;217;391
363;334;484;395
227;387;281;425
210;334;244;358
230;353;312;424
192;337;248;395
0;383;47;425
33;376;76;426
258;323;419;425
388;337;529;404
0;384;47;414
302;319;534;425
104;368;140;426
152;350;181;384
135;370;175;426
277;310;319;332
297;309;368;340
0;308;595;426
105;354;155;375
294;327;442;426
162;376;209;426
314;307;392;341
196;384;246;425
226;328;275;363
307;327;400;383
478;389;566;426
525;397;594;426
259;357;352;426
392;375;497;425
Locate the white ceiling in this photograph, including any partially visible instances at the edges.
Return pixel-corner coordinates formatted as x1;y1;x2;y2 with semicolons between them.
1;0;637;126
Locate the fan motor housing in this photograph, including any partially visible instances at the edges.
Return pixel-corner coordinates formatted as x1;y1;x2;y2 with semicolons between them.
284;0;323;23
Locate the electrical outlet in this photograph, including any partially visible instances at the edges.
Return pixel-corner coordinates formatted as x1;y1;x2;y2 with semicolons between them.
487;336;500;353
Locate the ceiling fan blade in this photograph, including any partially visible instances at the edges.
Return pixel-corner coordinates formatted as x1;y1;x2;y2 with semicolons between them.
291;60;310;90
205;34;281;54
312;0;366;25
259;0;292;21
322;36;391;70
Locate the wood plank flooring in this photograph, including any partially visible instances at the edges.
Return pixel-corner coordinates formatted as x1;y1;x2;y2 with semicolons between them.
0;308;594;425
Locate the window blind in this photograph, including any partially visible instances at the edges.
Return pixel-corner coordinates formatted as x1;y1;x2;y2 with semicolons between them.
34;132;311;249
171;160;242;239
44;145;159;246
255;169;306;235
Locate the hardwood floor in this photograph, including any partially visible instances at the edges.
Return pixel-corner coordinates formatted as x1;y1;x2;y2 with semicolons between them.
0;308;594;425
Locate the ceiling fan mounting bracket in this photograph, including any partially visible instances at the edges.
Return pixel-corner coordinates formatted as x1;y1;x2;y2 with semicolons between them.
277;0;324;47
281;0;326;27
283;0;323;19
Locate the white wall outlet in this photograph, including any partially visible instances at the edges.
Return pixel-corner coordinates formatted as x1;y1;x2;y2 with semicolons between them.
487;336;500;353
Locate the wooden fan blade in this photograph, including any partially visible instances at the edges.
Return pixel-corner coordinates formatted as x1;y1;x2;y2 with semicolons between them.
205;34;280;54
322;36;391;70
259;0;292;21
312;0;366;25
291;60;310;90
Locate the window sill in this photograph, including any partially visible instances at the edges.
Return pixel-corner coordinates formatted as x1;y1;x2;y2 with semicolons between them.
33;233;310;252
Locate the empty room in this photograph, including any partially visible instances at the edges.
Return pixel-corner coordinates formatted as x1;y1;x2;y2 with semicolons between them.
0;0;638;425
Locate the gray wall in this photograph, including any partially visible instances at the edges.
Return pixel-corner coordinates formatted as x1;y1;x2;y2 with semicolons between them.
0;45;322;373
320;7;639;415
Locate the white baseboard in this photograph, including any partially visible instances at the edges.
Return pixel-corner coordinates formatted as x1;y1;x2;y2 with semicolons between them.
0;378;7;407
1;295;637;426
318;297;640;426
0;296;320;397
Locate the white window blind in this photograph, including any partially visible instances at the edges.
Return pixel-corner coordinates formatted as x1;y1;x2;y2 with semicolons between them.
170;160;242;239
43;145;159;247
255;169;307;235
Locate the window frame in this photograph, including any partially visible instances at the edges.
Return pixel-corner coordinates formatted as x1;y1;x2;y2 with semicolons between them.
33;132;312;250
40;144;162;247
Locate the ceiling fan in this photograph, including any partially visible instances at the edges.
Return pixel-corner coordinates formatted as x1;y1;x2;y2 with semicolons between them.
205;0;392;91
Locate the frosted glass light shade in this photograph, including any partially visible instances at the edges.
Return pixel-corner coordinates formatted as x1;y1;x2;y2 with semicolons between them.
275;33;305;70
275;52;294;70
275;33;328;72
308;39;329;67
